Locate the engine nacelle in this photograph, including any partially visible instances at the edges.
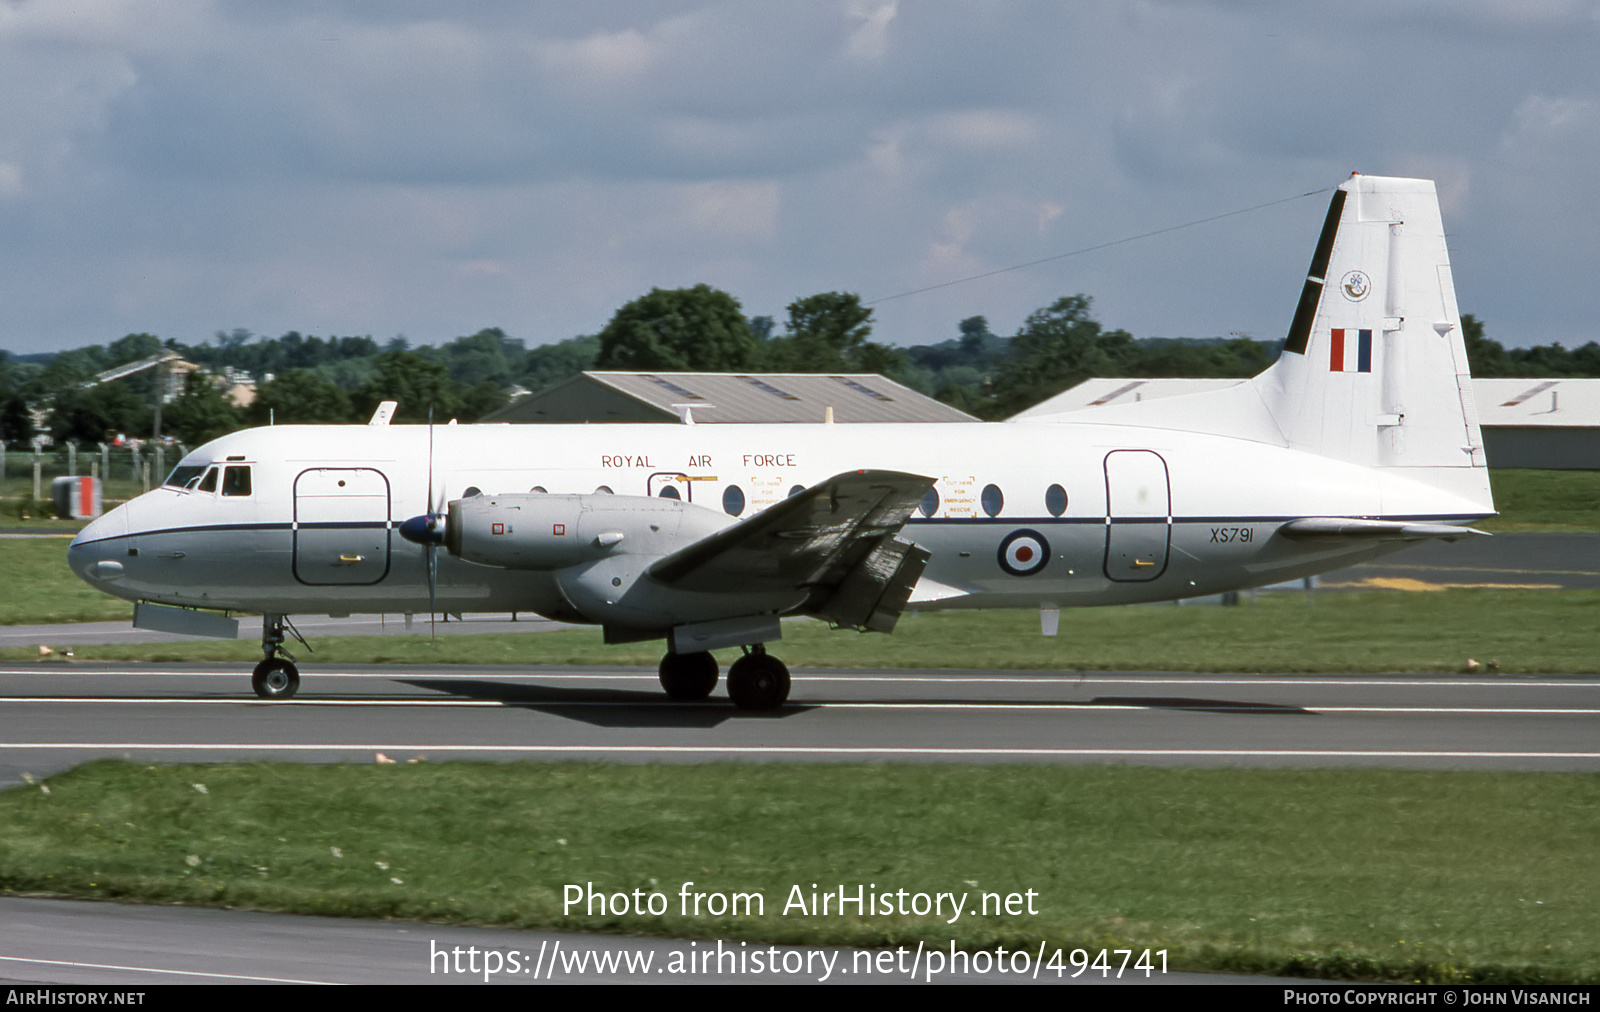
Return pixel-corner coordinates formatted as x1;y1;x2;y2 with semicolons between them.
445;493;732;570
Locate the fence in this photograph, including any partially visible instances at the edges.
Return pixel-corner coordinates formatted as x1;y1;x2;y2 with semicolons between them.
0;443;189;508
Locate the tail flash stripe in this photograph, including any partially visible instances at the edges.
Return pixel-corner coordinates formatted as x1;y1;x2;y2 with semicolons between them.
1329;329;1373;373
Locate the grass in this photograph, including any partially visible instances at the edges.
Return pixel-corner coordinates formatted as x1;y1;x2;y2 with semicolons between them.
8;589;1597;674
1;761;1595;983
0;536;133;625
1480;469;1600;533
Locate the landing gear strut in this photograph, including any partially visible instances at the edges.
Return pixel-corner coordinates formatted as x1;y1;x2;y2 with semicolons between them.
726;645;790;711
658;651;718;700
252;614;300;700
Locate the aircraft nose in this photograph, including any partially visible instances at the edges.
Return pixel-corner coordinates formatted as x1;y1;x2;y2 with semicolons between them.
68;503;131;584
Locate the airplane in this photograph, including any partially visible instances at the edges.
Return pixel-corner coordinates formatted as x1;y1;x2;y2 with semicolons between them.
67;173;1493;709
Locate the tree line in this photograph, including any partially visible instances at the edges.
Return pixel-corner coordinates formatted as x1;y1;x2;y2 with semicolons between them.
3;282;1588;449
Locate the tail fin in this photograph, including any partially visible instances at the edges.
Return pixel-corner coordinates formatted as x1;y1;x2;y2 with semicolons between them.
1251;173;1491;508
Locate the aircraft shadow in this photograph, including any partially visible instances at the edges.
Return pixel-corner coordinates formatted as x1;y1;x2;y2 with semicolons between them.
399;679;815;728
1088;696;1315;716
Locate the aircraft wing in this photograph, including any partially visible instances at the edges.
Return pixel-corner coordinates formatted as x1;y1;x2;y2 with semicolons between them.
1277;517;1489;542
648;469;936;632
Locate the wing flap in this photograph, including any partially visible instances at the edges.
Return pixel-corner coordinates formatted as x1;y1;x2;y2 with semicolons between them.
648;470;935;629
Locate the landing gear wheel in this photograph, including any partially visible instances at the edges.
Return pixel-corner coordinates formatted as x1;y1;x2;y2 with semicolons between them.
726;653;790;710
252;658;300;700
658;651;718;700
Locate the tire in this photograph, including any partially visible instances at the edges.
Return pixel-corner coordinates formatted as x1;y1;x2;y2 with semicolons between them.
251;658;300;700
658;651;718;700
726;653;790;710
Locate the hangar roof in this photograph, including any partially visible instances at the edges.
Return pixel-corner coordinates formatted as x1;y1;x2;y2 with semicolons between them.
485;371;977;424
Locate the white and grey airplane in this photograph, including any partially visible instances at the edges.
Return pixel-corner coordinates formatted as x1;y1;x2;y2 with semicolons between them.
68;173;1493;709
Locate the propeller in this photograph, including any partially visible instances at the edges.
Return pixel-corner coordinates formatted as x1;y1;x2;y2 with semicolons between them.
397;406;445;642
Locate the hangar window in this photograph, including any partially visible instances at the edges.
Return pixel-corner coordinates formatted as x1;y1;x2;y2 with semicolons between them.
919;487;939;518
1045;484;1068;517
198;467;219;493
788;484;805;498
221;466;252;497
981;483;1003;517
595;485;613;495
658;485;681;500
165;465;205;489
723;485;746;517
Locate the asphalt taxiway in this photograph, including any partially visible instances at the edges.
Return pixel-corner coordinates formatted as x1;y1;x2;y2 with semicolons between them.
2;663;1596;785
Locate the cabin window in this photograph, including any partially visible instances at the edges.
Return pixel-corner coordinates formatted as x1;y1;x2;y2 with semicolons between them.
658;485;681;500
1045;484;1068;517
595;485;613;495
787;485;805;498
165;465;205;489
919;488;939;518
722;485;746;517
981;483;1003;517
463;486;482;498
529;486;547;494
198;467;219;493
221;466;252;497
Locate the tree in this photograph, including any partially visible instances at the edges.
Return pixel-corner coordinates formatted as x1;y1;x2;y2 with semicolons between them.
520;335;599;393
594;285;758;371
988;295;1136;417
247;369;355;425
756;291;906;374
162;371;244;446
355;351;459;422
47;383;152;445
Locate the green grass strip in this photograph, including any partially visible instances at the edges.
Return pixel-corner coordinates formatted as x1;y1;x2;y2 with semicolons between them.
1;761;1595;983
10;589;1599;674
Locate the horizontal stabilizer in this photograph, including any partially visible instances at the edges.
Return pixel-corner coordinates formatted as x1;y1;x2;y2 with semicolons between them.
1277;517;1488;542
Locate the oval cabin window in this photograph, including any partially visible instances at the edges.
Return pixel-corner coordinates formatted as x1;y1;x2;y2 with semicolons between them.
981;483;1003;517
723;485;746;516
1045;484;1068;517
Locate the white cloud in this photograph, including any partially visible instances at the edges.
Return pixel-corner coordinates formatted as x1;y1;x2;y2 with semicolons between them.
844;0;897;60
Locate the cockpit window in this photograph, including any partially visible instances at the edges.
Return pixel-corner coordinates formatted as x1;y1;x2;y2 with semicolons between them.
222;466;252;497
198;467;219;493
165;465;205;489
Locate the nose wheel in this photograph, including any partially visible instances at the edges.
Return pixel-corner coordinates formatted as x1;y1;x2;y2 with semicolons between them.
252;658;300;700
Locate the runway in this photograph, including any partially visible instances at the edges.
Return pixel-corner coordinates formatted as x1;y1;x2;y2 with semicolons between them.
2;662;1596;786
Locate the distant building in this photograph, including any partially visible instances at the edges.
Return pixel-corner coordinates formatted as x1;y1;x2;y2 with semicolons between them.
1017;377;1600;469
484;371;976;425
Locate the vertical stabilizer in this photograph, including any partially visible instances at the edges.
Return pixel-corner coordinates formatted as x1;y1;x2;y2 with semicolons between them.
1251;174;1491;509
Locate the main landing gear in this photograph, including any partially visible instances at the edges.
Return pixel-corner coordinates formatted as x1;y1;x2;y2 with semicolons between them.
658;644;791;710
252;614;300;700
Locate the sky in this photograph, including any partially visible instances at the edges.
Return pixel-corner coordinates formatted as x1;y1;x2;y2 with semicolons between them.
2;0;1597;357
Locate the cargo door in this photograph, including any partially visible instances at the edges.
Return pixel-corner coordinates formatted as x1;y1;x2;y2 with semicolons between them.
1103;450;1170;582
293;468;391;585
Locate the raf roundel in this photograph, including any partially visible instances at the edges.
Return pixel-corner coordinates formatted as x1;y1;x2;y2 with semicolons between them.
997;529;1051;577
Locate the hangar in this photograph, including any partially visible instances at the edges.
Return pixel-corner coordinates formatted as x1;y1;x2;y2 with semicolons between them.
483;371;977;425
1017;377;1600;469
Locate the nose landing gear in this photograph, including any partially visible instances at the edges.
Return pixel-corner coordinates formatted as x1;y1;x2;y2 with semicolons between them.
252;614;302;699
